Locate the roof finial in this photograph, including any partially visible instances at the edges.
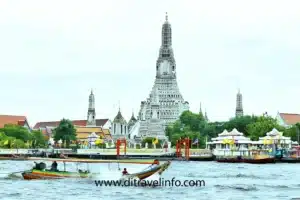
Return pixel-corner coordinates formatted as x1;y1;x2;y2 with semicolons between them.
118;100;120;112
165;12;168;21
91;88;93;94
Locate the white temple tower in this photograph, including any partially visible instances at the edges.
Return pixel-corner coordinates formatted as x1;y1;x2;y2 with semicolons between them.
138;13;189;127
87;90;96;126
235;89;243;117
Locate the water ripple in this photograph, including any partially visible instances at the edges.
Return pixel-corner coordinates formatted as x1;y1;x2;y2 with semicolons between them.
0;161;299;199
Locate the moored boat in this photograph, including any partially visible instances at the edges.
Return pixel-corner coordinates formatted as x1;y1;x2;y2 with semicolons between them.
279;146;300;163
280;157;300;163
216;156;243;163
121;161;171;180
243;154;276;164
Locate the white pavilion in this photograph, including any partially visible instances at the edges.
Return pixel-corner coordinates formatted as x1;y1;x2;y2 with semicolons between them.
207;128;252;156
255;128;294;149
207;127;298;157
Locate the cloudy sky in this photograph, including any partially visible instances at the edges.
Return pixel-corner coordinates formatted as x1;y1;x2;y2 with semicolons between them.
0;0;299;126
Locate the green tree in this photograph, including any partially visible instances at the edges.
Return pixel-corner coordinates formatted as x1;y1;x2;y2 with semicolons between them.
0;124;32;142
223;115;258;136
180;111;204;131
284;123;300;142
246;116;284;140
54;119;77;148
31;130;47;148
11;139;26;148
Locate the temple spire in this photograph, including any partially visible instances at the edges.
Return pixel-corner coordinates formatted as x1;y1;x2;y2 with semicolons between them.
235;89;243;117
199;102;203;114
87;90;96;126
156;13;176;78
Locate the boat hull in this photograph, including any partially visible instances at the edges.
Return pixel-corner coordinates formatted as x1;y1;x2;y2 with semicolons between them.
279;157;300;163
122;161;171;180
243;157;276;164
22;170;90;180
189;155;215;161
216;158;243;163
216;156;275;164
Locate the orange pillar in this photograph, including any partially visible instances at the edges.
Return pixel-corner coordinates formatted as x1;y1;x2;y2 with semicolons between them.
178;140;182;158
186;137;190;161
124;139;127;155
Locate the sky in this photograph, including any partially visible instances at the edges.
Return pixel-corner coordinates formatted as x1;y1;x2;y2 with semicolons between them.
0;0;300;127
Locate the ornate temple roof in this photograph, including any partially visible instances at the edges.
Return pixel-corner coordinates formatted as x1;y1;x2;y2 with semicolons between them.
128;112;137;129
113;110;127;124
128;112;137;123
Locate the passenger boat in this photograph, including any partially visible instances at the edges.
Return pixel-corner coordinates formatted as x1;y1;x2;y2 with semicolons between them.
21;158;163;180
121;161;171;180
280;146;300;163
243;154;276;164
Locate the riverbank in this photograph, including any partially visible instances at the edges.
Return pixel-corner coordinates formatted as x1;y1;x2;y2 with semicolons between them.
0;148;215;161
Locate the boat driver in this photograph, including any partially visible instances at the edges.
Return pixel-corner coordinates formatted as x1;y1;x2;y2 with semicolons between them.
51;161;58;171
122;168;128;175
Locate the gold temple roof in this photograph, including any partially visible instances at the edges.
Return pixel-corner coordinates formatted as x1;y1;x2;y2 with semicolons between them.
76;127;103;133
75;127;112;140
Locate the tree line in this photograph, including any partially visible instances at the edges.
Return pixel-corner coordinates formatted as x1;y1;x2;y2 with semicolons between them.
0;124;47;148
166;111;300;148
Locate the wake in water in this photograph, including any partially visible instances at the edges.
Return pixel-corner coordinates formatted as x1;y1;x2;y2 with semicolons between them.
214;184;258;191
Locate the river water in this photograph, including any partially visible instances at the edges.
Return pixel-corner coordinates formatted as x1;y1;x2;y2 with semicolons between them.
0;160;299;200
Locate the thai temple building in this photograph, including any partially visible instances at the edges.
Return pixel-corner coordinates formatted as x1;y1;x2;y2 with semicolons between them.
110;108;129;140
34;90;112;144
128;13;189;141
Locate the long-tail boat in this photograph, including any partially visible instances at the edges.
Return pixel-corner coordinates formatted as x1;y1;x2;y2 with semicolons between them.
121;161;171;180
21;158;162;180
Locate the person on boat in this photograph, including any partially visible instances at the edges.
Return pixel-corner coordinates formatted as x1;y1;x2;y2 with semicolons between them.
51;161;58;171
33;162;46;170
153;159;159;165
122;168;129;175
34;162;40;170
